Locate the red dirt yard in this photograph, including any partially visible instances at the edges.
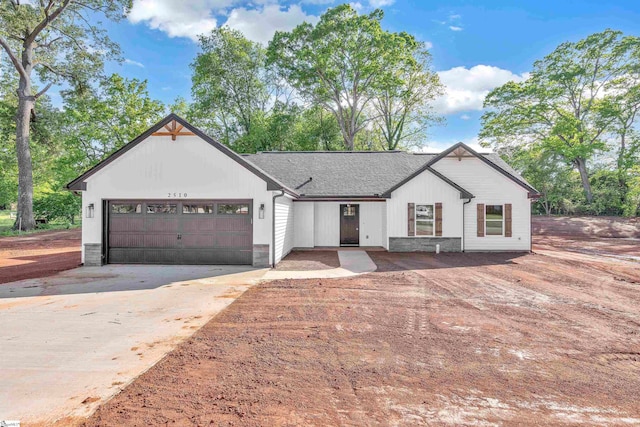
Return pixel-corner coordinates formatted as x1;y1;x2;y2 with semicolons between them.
79;216;640;427
0;229;81;284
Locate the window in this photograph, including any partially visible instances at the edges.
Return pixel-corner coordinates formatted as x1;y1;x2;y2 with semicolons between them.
485;205;503;236
183;204;213;214
415;204;434;236
111;203;141;214
217;203;249;215
343;205;356;216
146;203;177;214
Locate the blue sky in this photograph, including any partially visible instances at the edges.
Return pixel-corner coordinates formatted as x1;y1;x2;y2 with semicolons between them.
94;0;640;150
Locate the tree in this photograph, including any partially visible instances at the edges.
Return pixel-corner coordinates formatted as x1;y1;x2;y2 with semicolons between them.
0;0;131;230
502;145;582;215
267;4;419;150
0;63;61;211
480;30;640;204
55;74;165;184
191;27;279;149
371;44;443;150
290;106;343;151
601;74;640;179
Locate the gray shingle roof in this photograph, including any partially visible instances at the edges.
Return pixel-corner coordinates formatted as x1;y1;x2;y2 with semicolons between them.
244;151;433;197
243;150;533;198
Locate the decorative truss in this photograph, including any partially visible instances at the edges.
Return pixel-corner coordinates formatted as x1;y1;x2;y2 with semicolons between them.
152;119;195;141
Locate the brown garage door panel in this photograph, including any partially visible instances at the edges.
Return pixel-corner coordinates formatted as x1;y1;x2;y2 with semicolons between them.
145;217;179;232
107;200;253;265
110;217;145;232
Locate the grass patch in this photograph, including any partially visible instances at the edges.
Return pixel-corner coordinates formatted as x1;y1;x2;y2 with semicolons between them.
0;210;81;236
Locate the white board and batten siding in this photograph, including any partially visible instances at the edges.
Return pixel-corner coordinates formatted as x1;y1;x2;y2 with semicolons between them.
293;201;386;248
387;169;464;244
273;194;295;263
431;157;531;251
293;202;314;248
80;134;274;263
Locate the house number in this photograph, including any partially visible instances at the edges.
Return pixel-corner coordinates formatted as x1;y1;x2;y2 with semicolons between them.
167;192;188;198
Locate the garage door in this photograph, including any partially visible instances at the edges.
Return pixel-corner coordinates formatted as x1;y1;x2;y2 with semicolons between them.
107;200;252;265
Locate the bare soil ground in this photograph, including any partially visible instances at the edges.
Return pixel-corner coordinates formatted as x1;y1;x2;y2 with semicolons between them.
532;215;640;238
533;216;640;262
0;229;81;284
82;218;640;426
274;250;340;271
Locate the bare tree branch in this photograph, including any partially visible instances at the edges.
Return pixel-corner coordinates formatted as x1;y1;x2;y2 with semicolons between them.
26;0;73;45
0;36;29;82
34;82;53;98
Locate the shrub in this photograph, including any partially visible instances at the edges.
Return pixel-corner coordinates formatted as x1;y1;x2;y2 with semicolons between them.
33;192;81;224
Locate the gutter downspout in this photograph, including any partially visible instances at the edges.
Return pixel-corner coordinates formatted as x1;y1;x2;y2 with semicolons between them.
272;189;285;268
462;197;472;252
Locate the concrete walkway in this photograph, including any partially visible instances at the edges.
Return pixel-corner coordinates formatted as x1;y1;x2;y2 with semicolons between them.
0;265;267;425
262;250;377;280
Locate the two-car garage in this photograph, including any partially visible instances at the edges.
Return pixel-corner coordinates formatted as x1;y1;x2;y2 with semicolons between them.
106;200;253;265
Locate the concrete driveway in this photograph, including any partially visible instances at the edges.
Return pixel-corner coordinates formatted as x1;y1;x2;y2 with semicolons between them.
0;265;266;425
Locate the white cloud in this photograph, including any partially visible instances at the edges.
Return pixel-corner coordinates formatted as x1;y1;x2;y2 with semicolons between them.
224;4;319;45
449;25;463;31
128;1;319;44
434;65;529;115
369;0;395;6
449;14;461;19
460;114;471;120
124;58;145;68
350;2;364;11
128;0;231;41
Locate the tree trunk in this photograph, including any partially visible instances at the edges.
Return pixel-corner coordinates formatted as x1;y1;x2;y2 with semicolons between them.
14;46;36;231
574;157;593;204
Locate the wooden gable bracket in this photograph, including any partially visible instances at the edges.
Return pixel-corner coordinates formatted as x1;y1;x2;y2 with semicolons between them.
449;146;473;161
151;119;195;141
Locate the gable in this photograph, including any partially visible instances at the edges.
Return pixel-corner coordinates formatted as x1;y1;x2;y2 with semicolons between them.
66;114;288;192
80;132;273;197
382;165;473;199
431;156;531;201
427;142;539;196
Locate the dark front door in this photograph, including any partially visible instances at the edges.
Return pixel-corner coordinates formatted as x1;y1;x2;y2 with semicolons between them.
340;204;359;246
107;200;253;265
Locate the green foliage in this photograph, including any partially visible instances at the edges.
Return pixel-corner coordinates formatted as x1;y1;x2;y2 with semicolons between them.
0;0;133;230
0;72;164;228
291;106;344;151
55;74;165;184
623;166;640;217
268;4;433;150
481;29;640;205
371;43;444;150
33;191;81;224
0;0;132;93
589;169;626;215
191;27;275;149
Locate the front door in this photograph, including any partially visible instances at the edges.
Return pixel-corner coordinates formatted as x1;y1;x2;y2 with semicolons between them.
340;204;359;246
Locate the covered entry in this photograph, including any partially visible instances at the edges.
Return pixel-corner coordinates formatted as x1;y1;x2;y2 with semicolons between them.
107;200;252;265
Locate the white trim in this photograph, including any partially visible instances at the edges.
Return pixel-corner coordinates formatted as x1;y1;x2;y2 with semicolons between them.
484;204;505;237
415;203;435;237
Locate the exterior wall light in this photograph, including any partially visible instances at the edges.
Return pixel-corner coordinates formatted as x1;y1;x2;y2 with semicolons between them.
86;203;95;218
259;203;265;219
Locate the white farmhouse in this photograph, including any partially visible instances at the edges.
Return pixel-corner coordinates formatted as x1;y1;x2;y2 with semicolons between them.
67;114;539;267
